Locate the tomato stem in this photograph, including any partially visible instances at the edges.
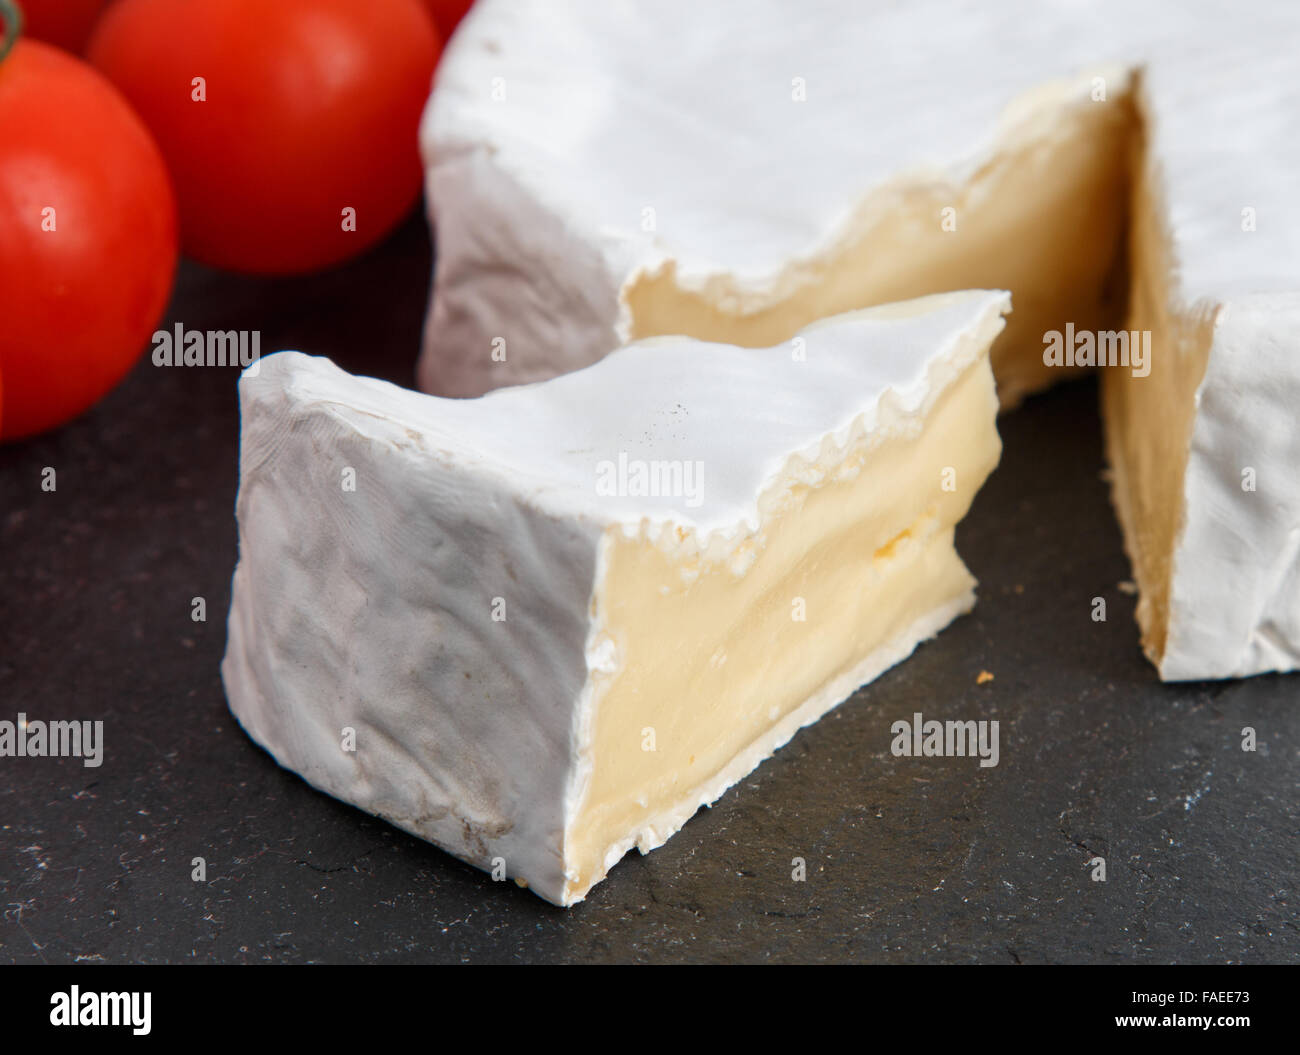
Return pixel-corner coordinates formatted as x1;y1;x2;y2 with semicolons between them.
0;0;21;66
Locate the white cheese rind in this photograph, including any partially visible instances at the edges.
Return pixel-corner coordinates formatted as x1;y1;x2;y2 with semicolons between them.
222;371;600;901
223;291;1008;904
1161;296;1300;679
418;0;1300;394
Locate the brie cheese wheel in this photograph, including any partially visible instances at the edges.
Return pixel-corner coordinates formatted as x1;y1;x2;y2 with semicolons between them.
222;291;1008;904
416;0;1300;680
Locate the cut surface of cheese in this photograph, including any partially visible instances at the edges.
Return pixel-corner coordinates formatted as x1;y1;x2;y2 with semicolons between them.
222;290;1008;904
416;0;1300;680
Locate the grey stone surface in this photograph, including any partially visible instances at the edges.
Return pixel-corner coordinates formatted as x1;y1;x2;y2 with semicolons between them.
1;214;1295;963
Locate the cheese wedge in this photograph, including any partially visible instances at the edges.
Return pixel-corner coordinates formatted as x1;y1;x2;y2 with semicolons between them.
416;0;1300;680
222;291;1008;904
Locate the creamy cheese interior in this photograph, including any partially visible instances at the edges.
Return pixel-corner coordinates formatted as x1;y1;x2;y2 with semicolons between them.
625;88;1137;409
623;77;1219;674
562;348;1001;902
1101;107;1215;668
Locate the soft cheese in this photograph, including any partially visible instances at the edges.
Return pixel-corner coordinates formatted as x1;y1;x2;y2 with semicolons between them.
223;291;1008;904
416;0;1300;680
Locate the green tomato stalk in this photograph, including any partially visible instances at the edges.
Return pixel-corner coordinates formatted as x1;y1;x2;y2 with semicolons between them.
0;0;22;66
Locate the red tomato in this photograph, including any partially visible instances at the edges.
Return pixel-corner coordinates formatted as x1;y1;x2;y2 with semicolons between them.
0;36;177;441
423;0;473;43
88;0;440;275
17;0;107;54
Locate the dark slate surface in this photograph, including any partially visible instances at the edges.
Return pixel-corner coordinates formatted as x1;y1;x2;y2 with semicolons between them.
1;212;1296;964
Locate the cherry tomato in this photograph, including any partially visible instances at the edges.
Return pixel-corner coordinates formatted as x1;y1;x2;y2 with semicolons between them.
18;0;107;54
88;0;440;274
0;26;178;441
423;0;473;43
